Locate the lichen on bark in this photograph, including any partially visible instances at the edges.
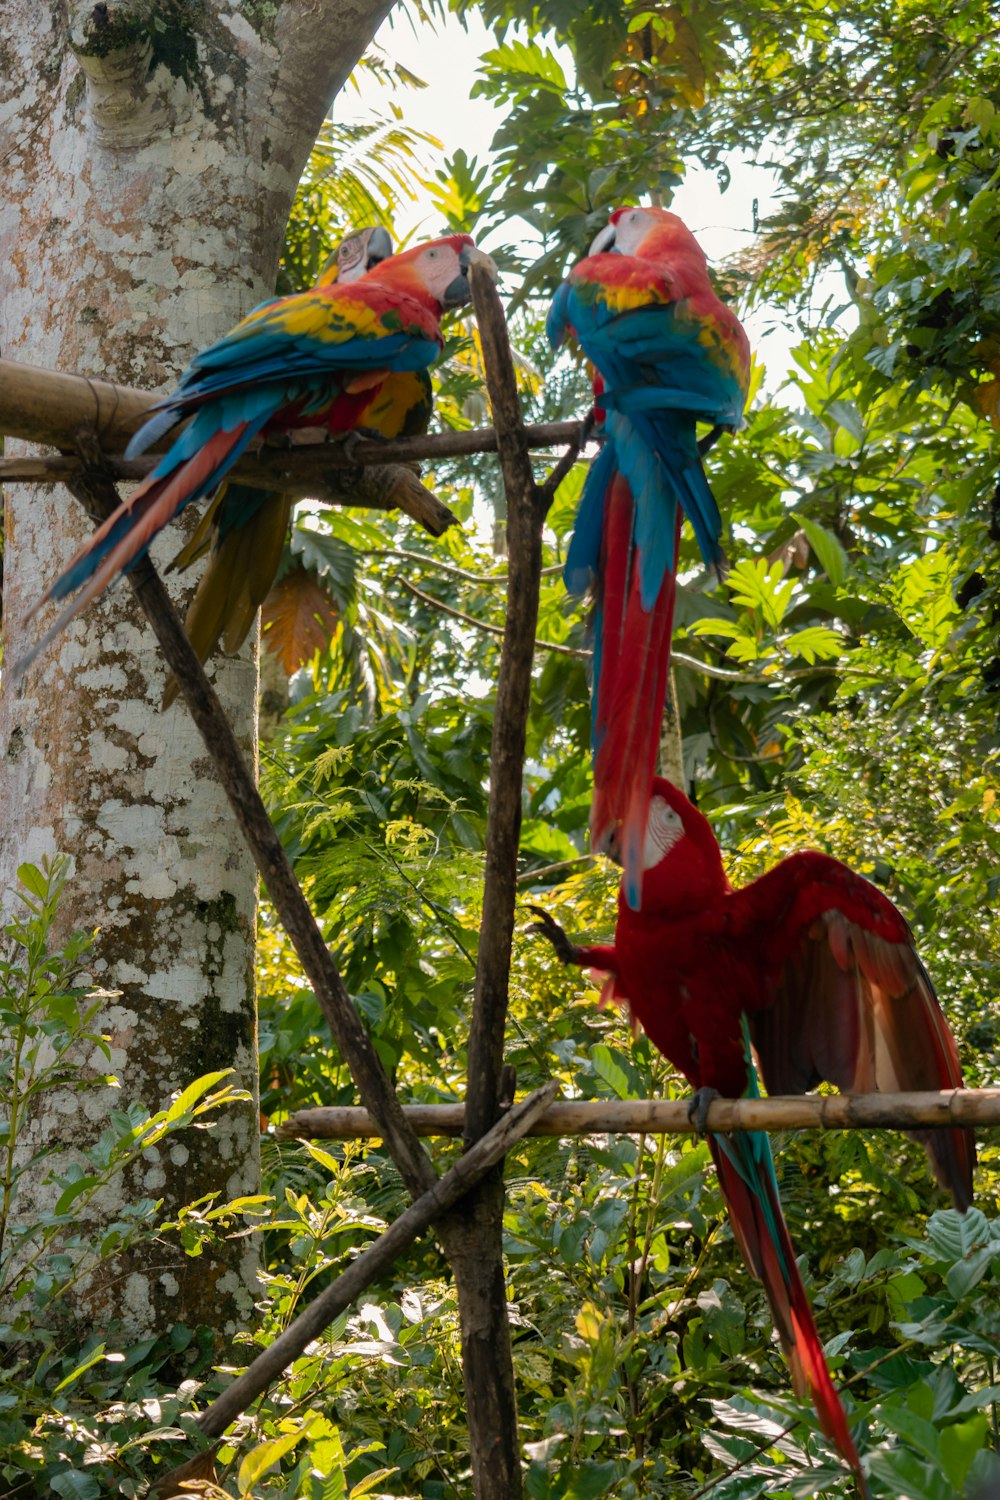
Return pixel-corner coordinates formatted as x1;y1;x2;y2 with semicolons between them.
0;0;395;1348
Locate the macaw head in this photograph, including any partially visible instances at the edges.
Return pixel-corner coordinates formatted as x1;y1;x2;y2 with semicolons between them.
614;776;728;912
589;205;708;270
373;234;497;311
315;225;394;288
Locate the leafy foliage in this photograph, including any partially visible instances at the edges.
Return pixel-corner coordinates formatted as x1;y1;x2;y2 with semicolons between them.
7;1;1000;1494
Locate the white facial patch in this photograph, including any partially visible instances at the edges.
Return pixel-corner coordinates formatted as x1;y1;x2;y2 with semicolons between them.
418;244;461;299
608;208;655;257
642;796;684;870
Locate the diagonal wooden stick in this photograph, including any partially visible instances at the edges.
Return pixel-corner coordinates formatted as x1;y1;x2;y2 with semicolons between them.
64;430;438;1203
193;1080;559;1443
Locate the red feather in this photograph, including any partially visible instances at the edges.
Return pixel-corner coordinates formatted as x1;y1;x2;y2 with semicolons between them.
541;775;974;1489
591;481;681;880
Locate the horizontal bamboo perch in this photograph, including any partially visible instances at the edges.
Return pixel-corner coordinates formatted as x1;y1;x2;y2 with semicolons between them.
279;1089;1000;1141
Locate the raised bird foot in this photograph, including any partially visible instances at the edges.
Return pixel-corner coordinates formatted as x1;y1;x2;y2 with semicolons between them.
687;1086;721;1136
526;906;583;966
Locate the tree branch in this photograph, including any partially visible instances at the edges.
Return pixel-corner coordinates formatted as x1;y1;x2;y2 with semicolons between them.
398;575;586;657
431;259;546;1500
280;1089;998;1139
62;430;437;1205
189;1081;559;1446
0;354;583;469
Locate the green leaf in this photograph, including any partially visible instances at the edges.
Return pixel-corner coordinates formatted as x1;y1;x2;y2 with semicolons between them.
53;1342;106;1392
940;1415;989;1490
879;1402;942;1463
945;1244;996;1299
16;863;48;899
783;626;843;663
866;1447;951;1500
50;1473;102;1500
53;1174;96;1217
350;1469;399;1498
303;1142;344;1176
589;1043;640;1100
238;1419;315;1493
791;512;849;587
162;1070;235;1126
725;557;795;627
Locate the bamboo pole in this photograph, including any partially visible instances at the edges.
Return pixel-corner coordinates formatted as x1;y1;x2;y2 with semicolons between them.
280;1089;999;1140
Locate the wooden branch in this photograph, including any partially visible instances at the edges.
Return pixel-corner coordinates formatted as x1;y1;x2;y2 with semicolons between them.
421;257;545;1500
464;263;543;1143
398;575;586;657
395;577;817;686
191;1080;559;1445
0;353;582;467
0;442;457;537
281;1089;1000;1140
63;433;438;1205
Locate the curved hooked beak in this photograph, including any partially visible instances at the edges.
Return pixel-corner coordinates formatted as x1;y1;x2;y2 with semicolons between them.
365;224;393;268
441;244;497;309
589;222;618;256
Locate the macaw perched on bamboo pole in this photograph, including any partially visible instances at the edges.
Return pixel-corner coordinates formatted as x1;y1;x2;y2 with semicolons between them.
19;233;487;675
532;777;975;1494
548;206;750;908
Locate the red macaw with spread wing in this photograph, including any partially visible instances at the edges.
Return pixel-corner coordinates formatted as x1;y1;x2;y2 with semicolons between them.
548;207;750;907
532;778;974;1492
19;233;479;674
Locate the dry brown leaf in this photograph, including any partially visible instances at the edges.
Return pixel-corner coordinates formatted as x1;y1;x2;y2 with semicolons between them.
261;562;340;674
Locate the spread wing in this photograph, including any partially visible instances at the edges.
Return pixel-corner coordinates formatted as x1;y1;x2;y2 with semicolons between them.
735;851;975;1211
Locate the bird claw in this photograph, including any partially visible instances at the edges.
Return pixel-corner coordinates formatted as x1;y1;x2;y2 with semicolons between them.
330;426;383;455
687;1087;721;1136
526;905;583;965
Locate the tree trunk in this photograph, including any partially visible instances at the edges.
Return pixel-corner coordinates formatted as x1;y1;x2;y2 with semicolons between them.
0;0;390;1344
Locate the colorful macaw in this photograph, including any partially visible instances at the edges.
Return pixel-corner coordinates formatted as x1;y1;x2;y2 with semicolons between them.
532;778;975;1491
547;206;751;908
19;234;479;674
161;224;437;701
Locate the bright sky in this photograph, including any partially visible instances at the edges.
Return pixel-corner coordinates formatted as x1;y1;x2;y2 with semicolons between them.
343;8;826;391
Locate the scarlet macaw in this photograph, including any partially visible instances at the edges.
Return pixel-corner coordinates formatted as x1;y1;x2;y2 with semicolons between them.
161;224;438;699
547;206;751;908
20;234;479;672
532;778;974;1491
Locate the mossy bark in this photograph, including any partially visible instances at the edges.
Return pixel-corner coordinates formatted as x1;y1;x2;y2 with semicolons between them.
0;0;392;1347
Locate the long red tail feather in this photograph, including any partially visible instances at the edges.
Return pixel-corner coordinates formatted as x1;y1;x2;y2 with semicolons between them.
17;426;249;676
711;1140;868;1494
590;475;681;905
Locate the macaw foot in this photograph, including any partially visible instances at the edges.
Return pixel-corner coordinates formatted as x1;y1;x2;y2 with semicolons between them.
526;905;583;966
687;1086;721;1136
329;426;384;454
